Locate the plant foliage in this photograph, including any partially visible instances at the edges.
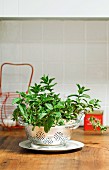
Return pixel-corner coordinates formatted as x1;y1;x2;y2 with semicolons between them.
12;75;106;133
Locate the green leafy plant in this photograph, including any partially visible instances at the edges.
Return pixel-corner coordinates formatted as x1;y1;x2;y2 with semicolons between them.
12;75;106;133
89;117;107;132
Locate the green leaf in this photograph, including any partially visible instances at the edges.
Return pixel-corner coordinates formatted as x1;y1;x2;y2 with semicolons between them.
58;119;65;126
20;92;26;97
16;91;20;93
49;78;55;84
68;94;79;98
78;88;84;94
41;75;49;83
54;102;65;109
13;108;20;121
18;104;27;120
38;112;47;119
55;112;61;118
49;83;57;88
77;84;81;90
80;94;91;99
83;99;88;103
43;97;54;102
89;99;96;104
44;117;54;133
84;88;90;92
12;98;21;104
45;103;53;110
30;84;41;93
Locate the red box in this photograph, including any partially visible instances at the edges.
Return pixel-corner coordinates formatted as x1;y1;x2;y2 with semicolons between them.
84;110;103;131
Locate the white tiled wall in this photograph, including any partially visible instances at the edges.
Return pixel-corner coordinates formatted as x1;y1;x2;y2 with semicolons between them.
0;19;109;126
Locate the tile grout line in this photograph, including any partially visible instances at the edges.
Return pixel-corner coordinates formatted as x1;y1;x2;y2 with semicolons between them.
20;20;23;90
18;40;108;44
106;21;109;125
62;20;65;94
41;21;44;76
106;21;108;103
18;0;19;17
84;21;87;86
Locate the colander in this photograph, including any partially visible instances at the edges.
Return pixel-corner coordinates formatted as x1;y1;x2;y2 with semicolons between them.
19;111;84;146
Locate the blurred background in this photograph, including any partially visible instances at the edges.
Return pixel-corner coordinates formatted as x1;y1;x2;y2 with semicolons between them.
0;19;109;126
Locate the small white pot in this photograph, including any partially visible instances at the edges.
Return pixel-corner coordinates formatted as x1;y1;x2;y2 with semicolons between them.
19;111;84;146
25;125;72;146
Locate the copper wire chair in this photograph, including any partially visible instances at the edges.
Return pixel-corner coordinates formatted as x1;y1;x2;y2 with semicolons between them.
0;62;34;129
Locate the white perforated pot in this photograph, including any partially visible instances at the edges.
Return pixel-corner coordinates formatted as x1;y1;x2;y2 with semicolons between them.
25;125;72;146
25;125;71;145
19;112;84;146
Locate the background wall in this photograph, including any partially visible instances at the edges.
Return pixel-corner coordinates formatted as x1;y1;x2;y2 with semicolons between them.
0;19;109;125
1;0;109;17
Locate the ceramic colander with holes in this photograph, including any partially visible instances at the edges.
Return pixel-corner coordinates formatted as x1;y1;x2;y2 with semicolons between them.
19;112;84;146
25;125;72;146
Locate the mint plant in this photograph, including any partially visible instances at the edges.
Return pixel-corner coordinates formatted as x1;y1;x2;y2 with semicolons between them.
12;75;106;133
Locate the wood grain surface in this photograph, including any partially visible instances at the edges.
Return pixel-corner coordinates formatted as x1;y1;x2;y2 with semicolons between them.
0;127;109;170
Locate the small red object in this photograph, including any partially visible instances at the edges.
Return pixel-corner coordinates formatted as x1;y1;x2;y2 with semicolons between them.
84;110;103;131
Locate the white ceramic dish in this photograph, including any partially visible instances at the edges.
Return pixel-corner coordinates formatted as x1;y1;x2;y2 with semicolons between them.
19;140;84;152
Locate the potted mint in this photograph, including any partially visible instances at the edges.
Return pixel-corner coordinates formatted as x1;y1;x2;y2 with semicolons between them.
12;75;106;146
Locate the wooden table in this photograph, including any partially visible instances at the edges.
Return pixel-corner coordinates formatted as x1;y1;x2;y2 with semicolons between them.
0;127;109;170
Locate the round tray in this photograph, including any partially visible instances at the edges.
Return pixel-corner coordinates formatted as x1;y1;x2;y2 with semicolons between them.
19;140;84;153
